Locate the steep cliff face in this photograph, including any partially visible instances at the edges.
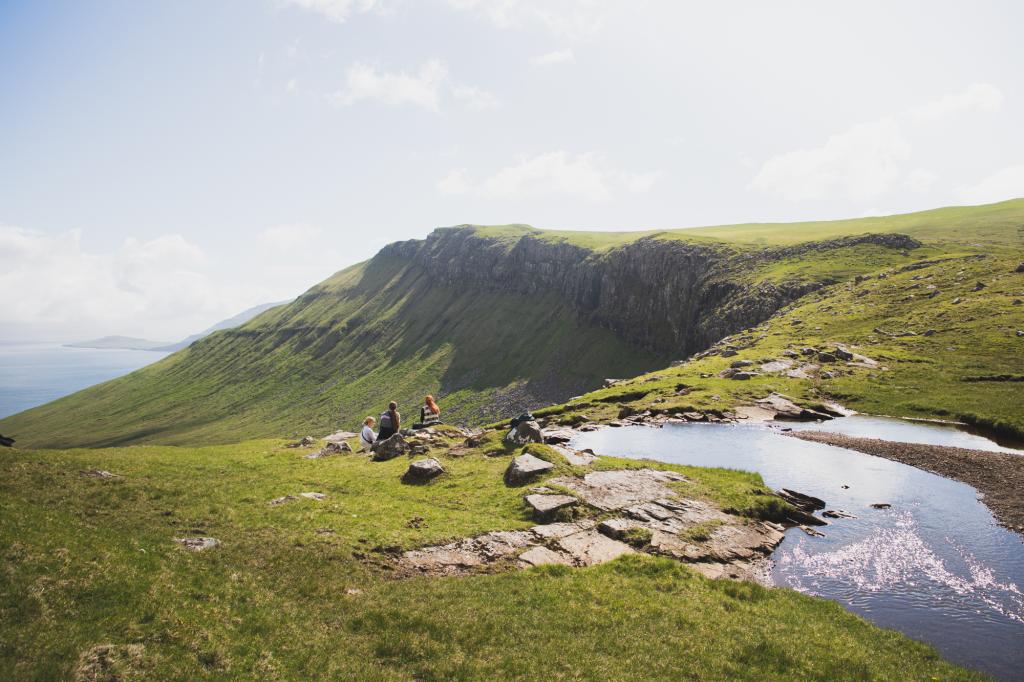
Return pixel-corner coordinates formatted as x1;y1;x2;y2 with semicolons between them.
380;227;899;359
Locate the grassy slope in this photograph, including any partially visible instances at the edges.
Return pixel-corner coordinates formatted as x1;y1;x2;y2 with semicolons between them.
0;255;662;448
544;248;1024;439
0;433;977;680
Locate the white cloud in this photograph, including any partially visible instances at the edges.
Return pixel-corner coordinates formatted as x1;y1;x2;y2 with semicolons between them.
0;223;352;342
909;83;1004;123
279;0;384;24
331;60;448;111
531;48;575;65
750;83;1007;203
330;60;497;112
751;117;911;202
451;84;500;110
446;0;608;40
259;223;324;250
904;168;938;193
0;227;232;341
957;164;1024;204
437;151;660;201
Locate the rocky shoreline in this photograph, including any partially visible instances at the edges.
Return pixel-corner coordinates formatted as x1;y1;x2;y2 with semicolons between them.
786;431;1024;535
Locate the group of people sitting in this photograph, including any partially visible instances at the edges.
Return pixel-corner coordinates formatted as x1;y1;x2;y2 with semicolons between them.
359;395;441;452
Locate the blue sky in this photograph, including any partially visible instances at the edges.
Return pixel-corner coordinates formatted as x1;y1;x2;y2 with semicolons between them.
1;0;1022;341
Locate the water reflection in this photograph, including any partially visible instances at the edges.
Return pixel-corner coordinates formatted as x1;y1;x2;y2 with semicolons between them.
572;423;1024;680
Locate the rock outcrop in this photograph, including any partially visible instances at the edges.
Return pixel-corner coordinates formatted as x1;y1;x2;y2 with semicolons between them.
371;433;408;461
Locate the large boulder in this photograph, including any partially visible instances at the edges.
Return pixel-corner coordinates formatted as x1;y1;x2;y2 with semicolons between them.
506;420;544;446
372;433;408;461
403;458;445;483
505;454;554;485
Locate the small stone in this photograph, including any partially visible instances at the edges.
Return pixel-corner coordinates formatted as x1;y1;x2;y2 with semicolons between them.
817;352;837;363
952;297;961;305
833;347;854;361
870;503;892;509
80;469;120;479
269;495;298;506
176;537;219;551
974;281;986;291
300;492;325;500
1015;262;1024;273
923;329;937;336
402;458;445;483
720;349;738;357
730;359;754;368
729;371;757;380
505;454;555;485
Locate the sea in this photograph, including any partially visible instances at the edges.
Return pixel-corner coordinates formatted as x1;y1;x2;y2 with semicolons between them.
0;342;170;420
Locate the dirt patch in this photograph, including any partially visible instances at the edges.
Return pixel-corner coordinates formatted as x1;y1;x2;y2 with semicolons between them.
75;644;149;681
787;431;1024;534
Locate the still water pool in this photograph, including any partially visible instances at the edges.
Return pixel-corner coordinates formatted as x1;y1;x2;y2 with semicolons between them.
572;422;1024;680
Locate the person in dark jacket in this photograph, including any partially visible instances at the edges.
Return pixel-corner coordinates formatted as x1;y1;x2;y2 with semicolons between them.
378;401;400;440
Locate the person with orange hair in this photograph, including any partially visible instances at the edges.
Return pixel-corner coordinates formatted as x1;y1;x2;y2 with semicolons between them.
419;395;441;427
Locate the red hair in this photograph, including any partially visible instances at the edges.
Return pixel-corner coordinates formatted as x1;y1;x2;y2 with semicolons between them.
425;395;440;415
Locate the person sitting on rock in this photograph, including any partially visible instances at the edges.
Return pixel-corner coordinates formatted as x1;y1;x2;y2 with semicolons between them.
359;416;376;452
377;401;400;440
419;395;441;427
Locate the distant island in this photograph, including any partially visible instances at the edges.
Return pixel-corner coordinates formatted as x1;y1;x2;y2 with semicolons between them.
65;335;172;351
65;300;290;352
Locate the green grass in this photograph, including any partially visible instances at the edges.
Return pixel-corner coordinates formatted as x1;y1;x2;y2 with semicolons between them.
476;197;1024;249
0;437;979;680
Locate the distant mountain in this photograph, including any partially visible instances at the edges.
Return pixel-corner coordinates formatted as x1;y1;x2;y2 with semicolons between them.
65;336;172;351
153;301;290;352
65;302;290;353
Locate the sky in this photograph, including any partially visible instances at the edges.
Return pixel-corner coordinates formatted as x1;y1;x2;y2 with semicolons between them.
1;0;1022;342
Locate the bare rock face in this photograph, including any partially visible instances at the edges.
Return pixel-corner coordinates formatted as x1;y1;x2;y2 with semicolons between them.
756;393;832;422
403;458;445;483
371;433;408;461
507;420;544;446
525;493;577;521
80;469;120;479
505;454;555;485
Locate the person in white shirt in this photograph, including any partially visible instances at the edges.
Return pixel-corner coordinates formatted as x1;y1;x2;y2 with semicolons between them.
360;416;377;452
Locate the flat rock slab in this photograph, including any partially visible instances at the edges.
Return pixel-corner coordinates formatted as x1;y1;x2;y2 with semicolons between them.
505;454;554;485
547;469;688;511
518;545;573;567
176;537;219;552
525;494;577;519
552;445;597;466
555;530;634;566
323;431;358;443
300;492;325;500
759;359;794;373
543;428;576;445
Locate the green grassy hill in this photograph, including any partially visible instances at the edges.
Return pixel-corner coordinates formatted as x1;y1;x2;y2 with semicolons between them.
0;433;980;680
2;199;1022;448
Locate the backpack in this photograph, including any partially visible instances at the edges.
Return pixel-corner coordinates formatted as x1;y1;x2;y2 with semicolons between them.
379;411;392;429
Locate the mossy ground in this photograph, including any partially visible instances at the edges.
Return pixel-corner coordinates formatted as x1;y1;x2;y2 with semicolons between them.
0;434;979;680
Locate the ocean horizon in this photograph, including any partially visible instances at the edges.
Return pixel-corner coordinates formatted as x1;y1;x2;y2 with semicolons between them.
0;342;170;421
